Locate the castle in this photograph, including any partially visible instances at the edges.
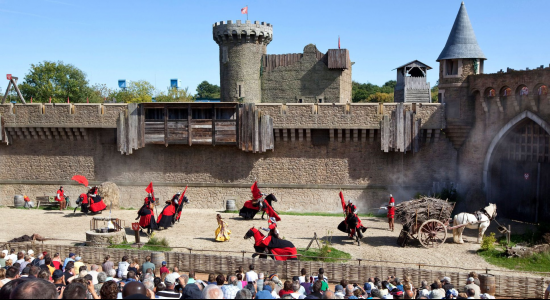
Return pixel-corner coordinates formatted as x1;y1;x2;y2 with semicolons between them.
212;20;352;104
0;3;548;223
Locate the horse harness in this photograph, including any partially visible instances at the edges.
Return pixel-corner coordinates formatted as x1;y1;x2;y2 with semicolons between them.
474;209;494;223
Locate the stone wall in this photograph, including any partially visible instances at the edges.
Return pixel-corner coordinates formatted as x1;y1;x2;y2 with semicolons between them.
0;103;127;128
256;103;445;130
261;45;349;104
0;128;457;212
456;67;550;197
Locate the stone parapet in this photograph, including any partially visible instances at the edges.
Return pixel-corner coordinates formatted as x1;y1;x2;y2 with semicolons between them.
0;103;127;128
256;103;445;129
0;102;445;130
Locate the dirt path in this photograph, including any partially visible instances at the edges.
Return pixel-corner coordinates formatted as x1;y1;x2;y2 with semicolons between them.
0;207;540;278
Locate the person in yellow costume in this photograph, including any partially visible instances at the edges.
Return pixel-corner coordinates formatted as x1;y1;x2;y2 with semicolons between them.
215;214;231;242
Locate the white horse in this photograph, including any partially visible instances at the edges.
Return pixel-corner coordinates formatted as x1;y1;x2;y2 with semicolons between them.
452;204;497;244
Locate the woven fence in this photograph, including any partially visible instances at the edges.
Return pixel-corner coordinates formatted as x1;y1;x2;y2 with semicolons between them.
2;241;547;299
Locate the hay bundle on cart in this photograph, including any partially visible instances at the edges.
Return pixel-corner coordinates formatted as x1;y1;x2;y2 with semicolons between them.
395;197;455;248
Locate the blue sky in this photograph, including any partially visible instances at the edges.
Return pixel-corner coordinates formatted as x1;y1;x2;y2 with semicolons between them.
1;0;549;95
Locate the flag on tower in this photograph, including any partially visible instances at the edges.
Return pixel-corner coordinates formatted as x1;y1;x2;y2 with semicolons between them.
338;36;341;49
241;6;248;15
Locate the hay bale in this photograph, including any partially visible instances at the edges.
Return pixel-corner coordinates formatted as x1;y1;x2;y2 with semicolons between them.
99;182;120;209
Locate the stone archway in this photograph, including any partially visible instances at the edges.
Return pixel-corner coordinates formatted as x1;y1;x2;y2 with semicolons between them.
483;111;550;222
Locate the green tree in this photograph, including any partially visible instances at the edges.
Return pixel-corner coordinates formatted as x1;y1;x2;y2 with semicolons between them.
366;92;394;103
89;83;115;103
431;80;439;103
195;81;220;99
155;87;194;102
19;61;93;103
112;80;155;103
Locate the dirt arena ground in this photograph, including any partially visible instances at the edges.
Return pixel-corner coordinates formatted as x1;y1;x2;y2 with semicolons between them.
0;207;537;277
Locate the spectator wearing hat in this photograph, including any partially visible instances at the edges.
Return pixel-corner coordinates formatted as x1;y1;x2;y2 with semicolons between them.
442;277;455;292
52;269;65;289
156;273;180;299
463;277;480;299
446;288;459;299
335;285;345;298
159;261;169;278
63;253;76;271
73;256;84;274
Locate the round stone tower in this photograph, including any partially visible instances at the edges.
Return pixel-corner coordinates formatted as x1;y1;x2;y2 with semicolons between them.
213;20;273;103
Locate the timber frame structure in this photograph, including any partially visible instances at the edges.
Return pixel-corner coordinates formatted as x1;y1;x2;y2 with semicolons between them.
2;75;26;105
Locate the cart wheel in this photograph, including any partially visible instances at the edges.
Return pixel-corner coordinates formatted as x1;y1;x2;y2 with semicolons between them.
418;219;447;248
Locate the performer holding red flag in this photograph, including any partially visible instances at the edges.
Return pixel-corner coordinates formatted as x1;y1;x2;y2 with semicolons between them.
239;182;281;221
88;186;107;213
174;186;189;223
157;193;179;229
337;192;367;246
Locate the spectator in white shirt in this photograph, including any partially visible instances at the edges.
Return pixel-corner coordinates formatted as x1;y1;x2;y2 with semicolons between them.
117;256;130;279
245;264;258;283
88;264;100;285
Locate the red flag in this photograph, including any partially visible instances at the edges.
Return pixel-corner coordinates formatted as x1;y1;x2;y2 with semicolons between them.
241;6;248;14
145;182;154;194
339;191;346;213
179;186;188;202
251;181;262;200
263;200;281;222
71;175;89;187
338;36;341;49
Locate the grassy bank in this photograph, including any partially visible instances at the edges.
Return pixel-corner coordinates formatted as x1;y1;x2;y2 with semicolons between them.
478;248;550;273
477;224;550;273
297;247;352;263
108;234;172;252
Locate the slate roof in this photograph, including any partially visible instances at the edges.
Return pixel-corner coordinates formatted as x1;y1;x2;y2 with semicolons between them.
437;2;486;61
393;60;433;71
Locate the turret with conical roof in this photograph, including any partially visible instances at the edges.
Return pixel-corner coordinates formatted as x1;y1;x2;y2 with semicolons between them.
437;2;485;62
438;2;486;149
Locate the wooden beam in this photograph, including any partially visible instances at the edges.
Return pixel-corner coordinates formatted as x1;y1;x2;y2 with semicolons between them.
188;103;192;146
11;78;26;104
1;81;13;105
212;104;216;146
164;107;168;147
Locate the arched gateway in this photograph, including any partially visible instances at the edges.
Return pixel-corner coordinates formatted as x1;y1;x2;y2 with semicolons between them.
483;111;550;222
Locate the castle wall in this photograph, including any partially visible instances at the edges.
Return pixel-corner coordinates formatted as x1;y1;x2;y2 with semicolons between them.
450;67;550;207
261;45;348;104
0;128;457;212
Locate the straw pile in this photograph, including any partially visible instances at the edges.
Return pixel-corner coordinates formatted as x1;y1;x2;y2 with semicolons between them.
395;197;455;229
99;182;120;209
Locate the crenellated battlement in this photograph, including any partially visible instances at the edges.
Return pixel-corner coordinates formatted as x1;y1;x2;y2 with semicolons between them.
212;20;273;45
0;103;127;128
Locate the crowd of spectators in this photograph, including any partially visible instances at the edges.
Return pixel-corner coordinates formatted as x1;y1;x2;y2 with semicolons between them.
0;249;547;299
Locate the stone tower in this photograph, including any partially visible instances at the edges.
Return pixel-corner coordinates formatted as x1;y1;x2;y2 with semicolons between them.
213;20;273;103
437;2;486;149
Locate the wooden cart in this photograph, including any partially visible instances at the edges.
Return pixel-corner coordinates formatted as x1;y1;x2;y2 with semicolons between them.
396;197;472;248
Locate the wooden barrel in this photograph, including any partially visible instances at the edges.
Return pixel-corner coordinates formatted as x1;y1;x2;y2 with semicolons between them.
226;200;237;211
151;252;166;269
479;274;496;296
14;195;25;208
